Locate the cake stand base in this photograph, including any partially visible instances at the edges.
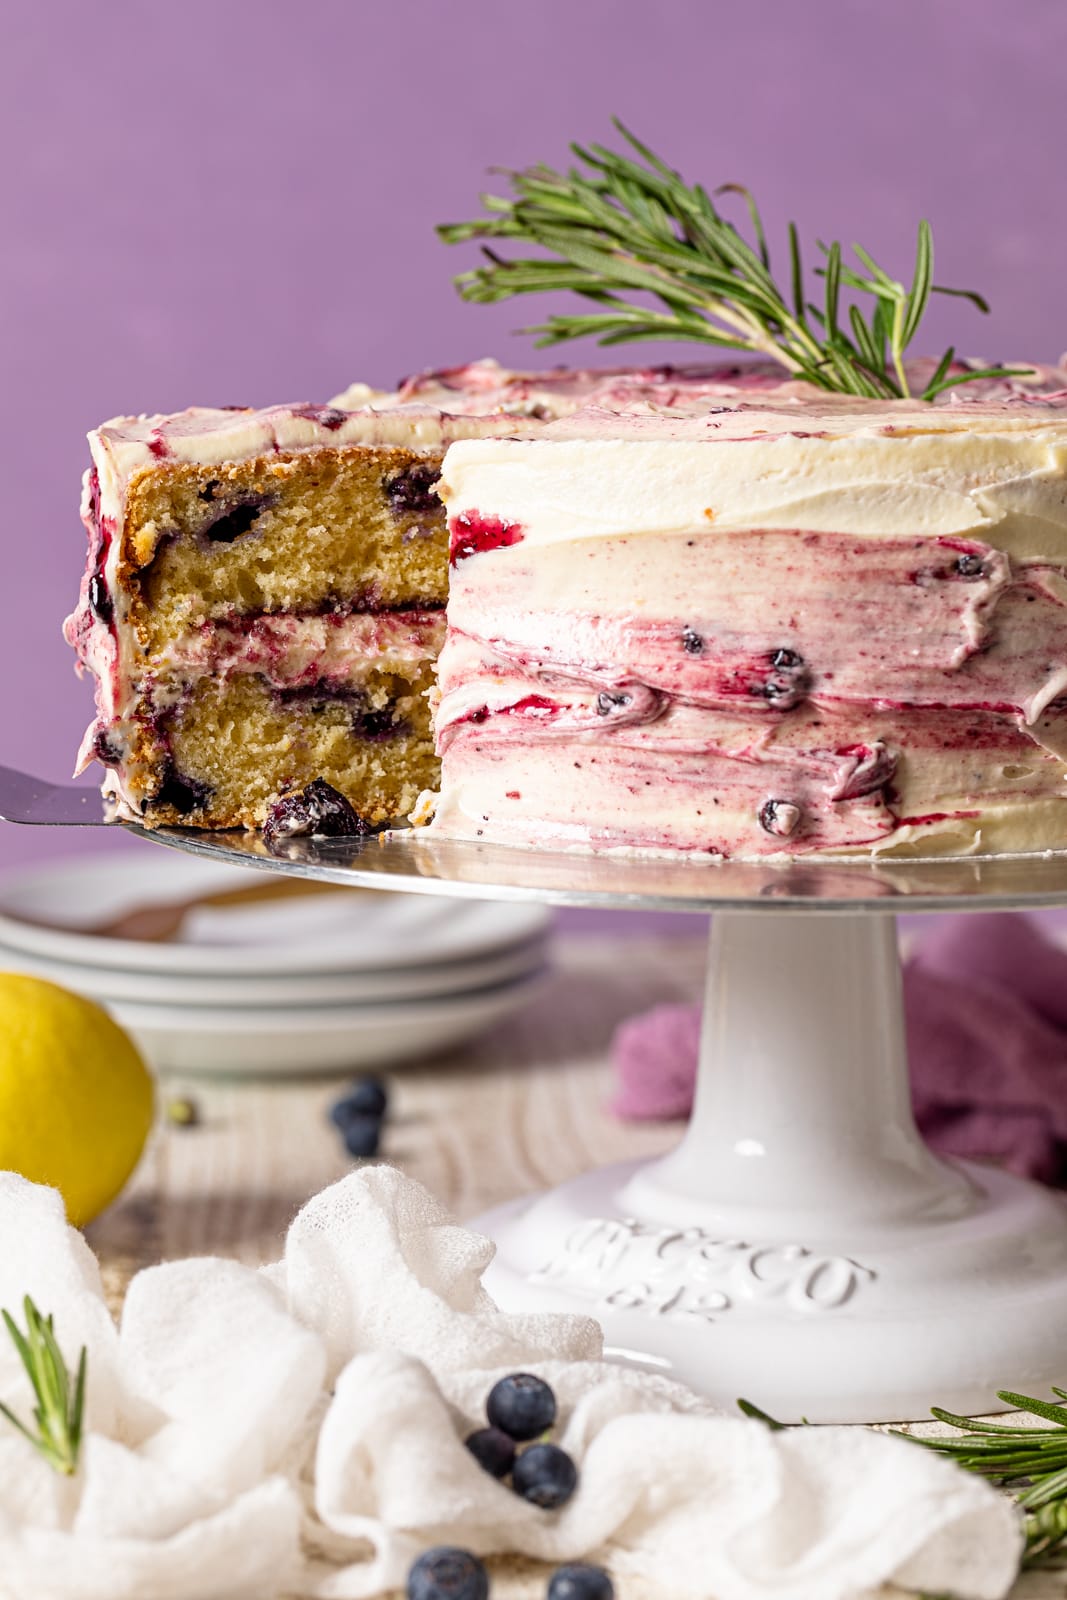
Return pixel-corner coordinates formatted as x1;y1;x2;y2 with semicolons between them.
477;910;1067;1423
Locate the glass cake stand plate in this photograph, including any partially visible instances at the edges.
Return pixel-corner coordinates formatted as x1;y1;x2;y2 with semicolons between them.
110;824;1067;1423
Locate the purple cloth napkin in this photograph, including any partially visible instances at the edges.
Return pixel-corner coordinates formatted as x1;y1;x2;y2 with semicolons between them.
612;913;1067;1185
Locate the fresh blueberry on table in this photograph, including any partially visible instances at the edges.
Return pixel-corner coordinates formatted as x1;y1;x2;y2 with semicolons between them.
547;1564;614;1600
511;1442;578;1508
486;1372;557;1440
330;1075;388;1125
407;1546;489;1600
464;1425;516;1479
329;1076;390;1160
340;1112;382;1159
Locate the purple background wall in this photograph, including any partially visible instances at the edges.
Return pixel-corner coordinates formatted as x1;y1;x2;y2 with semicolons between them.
1;0;1064;911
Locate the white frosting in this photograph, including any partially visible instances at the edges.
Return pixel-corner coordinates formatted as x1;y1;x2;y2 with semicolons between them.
440;428;1067;565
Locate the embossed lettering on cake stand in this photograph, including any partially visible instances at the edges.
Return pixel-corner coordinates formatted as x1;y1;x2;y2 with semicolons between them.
533;1217;875;1322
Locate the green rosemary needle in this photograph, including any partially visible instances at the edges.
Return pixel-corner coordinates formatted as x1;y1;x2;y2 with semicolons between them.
0;1296;87;1476
739;1388;1067;1569
736;1397;789;1430
439;119;1027;403
910;1389;1067;1568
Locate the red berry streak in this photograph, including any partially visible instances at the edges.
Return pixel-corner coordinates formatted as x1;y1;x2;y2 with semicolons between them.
449;511;524;565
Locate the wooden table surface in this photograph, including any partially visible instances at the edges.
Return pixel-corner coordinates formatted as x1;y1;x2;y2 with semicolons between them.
87;932;1066;1599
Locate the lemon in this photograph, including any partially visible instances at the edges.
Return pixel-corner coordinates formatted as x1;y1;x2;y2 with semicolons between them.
0;973;153;1226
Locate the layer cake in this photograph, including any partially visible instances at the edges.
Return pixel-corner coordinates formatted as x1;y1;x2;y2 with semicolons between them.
67;358;1067;859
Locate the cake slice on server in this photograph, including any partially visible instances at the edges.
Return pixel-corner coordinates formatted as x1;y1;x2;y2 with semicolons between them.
65;402;453;831
62;364;587;831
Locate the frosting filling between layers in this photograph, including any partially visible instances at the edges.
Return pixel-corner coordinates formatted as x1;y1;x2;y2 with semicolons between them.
153;608;444;687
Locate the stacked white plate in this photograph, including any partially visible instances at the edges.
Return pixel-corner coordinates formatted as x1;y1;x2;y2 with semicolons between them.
0;853;551;1075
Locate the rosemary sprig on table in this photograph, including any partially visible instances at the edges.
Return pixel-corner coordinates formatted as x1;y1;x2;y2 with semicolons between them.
738;1388;1067;1569
0;1296;86;1475
914;1390;1067;1567
439;119;1027;402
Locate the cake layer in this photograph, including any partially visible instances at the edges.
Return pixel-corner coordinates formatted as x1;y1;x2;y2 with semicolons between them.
66;445;455;824
77;607;444;810
110;656;438;831
127;449;450;652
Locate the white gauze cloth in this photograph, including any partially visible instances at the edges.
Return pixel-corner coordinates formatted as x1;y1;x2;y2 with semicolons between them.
0;1173;323;1600
0;1166;1023;1600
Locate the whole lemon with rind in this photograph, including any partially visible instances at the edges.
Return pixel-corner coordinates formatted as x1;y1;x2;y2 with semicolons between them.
0;973;153;1226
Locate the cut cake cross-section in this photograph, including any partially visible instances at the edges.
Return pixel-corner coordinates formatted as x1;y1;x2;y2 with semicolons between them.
64;360;799;832
63;364;581;829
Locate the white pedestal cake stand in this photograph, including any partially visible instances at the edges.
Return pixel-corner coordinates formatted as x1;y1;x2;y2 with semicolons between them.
130;823;1067;1424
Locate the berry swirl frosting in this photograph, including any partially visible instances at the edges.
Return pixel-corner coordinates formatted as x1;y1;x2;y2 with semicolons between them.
428;358;1067;859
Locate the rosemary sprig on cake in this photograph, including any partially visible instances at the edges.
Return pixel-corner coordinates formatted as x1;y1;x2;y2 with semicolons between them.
0;1296;87;1476
439;120;1026;402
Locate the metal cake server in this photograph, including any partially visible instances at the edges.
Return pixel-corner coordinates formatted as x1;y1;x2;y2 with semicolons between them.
0;764;110;825
7;761;1067;914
